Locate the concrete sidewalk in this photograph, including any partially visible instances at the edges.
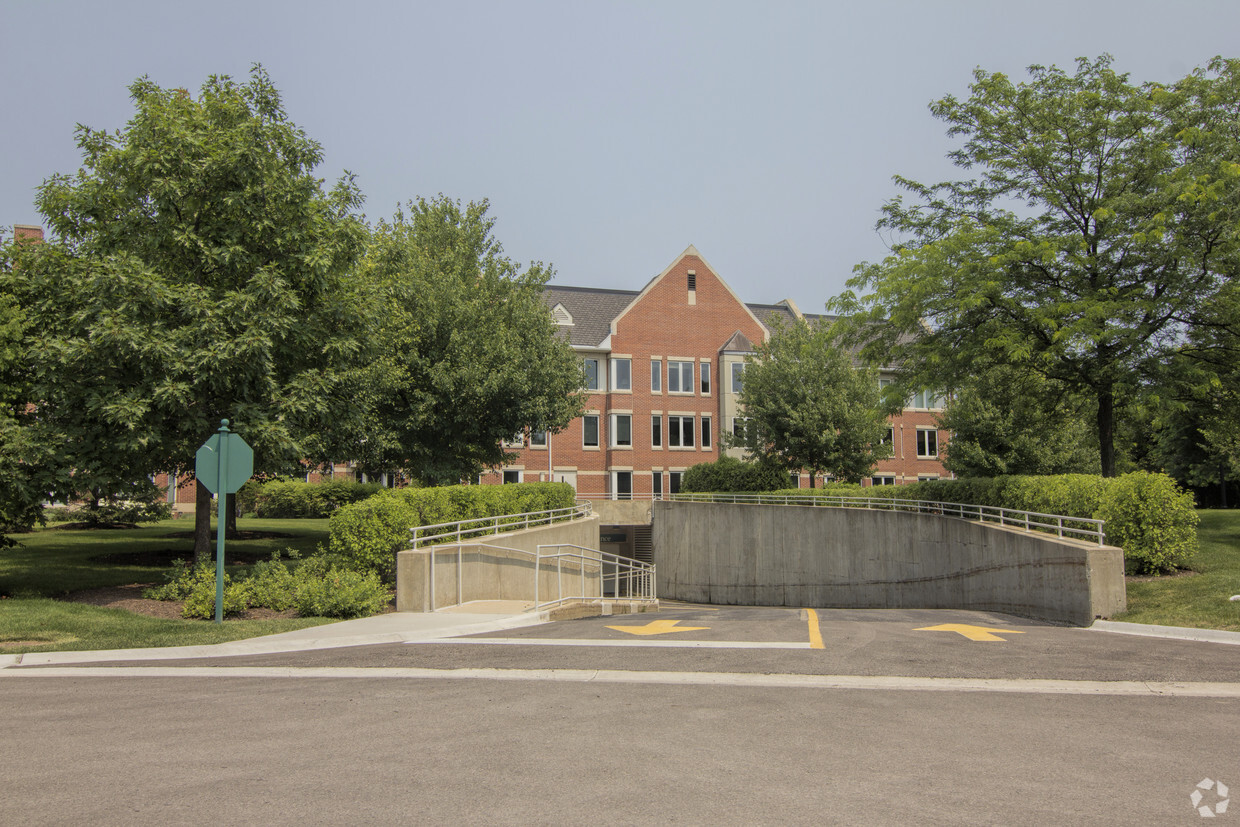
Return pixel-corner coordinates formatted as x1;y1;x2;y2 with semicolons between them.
0;604;550;668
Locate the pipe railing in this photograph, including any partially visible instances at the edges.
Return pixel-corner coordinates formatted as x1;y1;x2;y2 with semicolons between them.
424;541;657;612
412;502;592;548
535;543;657;610
667;492;1106;546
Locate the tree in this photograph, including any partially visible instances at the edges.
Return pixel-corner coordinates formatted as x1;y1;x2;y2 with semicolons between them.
4;66;368;559
350;196;584;484
831;56;1239;477
937;364;1099;477
730;319;892;486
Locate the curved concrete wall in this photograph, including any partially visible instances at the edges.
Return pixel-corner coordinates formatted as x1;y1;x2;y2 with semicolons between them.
652;502;1125;625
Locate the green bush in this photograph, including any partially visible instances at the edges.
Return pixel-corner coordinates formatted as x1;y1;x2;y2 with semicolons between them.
245;479;386;518
682;455;791;493
180;567;247;619
1098;471;1199;574
328;482;578;579
146;550;393;619
291;558;392;619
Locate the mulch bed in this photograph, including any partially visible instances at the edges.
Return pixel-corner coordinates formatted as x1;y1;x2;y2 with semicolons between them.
57;584;298;621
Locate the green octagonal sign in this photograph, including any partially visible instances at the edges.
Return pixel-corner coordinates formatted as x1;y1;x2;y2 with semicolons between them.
195;421;254;495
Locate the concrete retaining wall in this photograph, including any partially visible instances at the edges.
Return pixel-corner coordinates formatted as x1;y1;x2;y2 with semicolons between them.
397;516;601;612
652;502;1125;625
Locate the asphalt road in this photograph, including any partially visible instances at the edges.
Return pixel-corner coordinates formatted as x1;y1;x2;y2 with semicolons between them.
4;605;1240;825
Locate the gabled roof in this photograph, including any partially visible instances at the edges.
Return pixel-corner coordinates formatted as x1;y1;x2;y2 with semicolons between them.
721;330;756;353
542;285;637;348
609;245;770;342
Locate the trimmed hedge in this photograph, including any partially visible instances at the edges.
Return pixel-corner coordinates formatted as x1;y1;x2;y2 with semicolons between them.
767;472;1197;575
328;482;578;581
681;456;792;493
238;479;387;518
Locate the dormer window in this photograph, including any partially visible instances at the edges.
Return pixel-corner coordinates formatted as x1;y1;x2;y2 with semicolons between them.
552;303;573;326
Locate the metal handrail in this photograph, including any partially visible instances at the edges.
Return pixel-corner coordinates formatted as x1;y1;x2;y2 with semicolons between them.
535;543;657;610
667;492;1106;545
412;502;592;548
424;540;657;612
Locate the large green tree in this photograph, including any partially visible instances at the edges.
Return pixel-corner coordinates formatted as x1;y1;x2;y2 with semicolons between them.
5;67;368;558
730;319;892;486
351;196;585;484
831;56;1239;477
937;364;1099;477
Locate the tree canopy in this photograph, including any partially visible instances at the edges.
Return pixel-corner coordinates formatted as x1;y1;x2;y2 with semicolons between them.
4;66;368;555
730;319;892;486
349;196;585;485
831;56;1240;477
937;364;1099;477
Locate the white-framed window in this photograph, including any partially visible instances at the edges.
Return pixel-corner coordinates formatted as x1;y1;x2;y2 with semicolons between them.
503;470;521;484
732;417;750;441
583;414;600;448
530;429;548;448
918;474;940;482
668;415;695;448
611;414;632;448
872;475;896;486
701;416;712;449
668;360;694;394
650;359;662;393
501;433;524;448
700;362;711;395
583;358;601;392
652;471;663;498
613;470;633;501
669;471;683;495
651;414;662;448
880;427;894;446
916;428;938;458
611;358;631;391
731;362;745;394
911;389;944;410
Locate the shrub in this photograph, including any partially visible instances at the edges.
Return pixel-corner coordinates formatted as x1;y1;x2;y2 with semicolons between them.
327;491;418;581
328;482;578;579
1098;471;1198;574
247;479;386;518
179;567;247;619
239;552;300;611
682;455;790;493
292;561;392;619
143;558;201;601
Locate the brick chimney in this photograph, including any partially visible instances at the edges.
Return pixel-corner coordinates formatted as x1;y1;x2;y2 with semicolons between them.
13;224;44;243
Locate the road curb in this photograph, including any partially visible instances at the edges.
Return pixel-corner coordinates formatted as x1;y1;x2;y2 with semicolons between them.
1088;620;1240;646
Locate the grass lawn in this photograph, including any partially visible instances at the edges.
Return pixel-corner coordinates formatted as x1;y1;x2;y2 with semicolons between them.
1;517;339;653
1116;509;1240;632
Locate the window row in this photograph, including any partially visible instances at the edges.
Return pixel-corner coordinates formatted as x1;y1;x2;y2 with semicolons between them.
584;357;745;396
582;413;712;450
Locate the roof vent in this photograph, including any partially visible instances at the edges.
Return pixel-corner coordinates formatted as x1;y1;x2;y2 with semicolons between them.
551;303;574;326
687;270;696;291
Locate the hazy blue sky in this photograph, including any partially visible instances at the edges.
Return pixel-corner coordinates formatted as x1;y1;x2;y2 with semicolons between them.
4;1;1238;311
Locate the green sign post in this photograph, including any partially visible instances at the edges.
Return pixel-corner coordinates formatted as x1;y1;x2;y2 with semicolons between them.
195;420;254;623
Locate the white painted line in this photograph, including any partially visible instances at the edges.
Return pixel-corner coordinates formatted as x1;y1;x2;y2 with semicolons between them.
405;638;813;649
1088;620;1240;646
5;666;1240;697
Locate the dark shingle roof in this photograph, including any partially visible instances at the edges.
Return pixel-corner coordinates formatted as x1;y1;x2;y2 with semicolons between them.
543;285;638;348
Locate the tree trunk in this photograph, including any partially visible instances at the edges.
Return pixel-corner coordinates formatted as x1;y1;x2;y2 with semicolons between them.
1097;386;1116;478
225;492;240;539
194;481;212;564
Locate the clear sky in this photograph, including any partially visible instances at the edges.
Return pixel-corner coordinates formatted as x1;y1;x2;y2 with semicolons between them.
3;0;1238;311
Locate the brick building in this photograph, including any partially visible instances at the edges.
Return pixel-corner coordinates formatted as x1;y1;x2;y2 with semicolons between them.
484;246;949;497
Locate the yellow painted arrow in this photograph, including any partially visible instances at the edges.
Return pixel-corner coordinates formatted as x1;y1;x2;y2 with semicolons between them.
606;619;711;636
914;624;1026;642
